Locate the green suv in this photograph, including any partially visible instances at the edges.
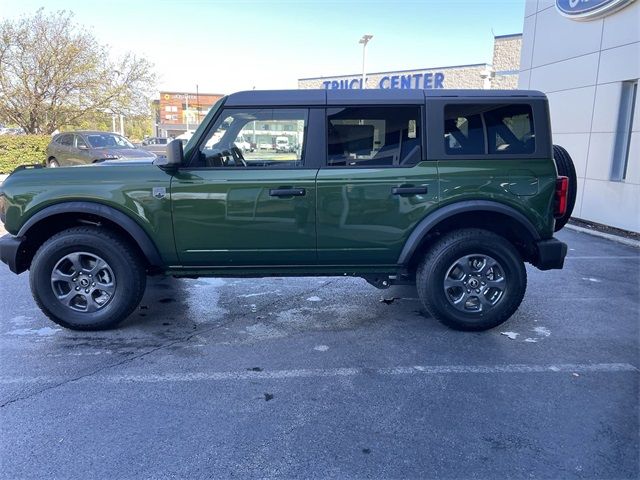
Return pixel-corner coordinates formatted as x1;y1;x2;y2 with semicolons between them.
0;89;575;331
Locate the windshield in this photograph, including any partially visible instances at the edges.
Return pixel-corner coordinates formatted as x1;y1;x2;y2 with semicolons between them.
86;133;135;149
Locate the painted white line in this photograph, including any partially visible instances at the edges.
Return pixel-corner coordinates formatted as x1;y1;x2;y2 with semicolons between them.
570;255;640;259
0;363;636;385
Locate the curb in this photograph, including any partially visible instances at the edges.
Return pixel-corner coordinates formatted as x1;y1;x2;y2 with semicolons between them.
0;174;7;185
566;224;640;248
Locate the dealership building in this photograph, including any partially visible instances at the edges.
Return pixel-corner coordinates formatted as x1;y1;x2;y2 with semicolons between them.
520;0;639;232
298;34;522;91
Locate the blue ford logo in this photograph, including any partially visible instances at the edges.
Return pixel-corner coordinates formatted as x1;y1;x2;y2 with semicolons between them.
556;0;636;20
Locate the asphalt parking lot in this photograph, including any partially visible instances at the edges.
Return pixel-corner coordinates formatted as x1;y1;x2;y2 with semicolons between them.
0;228;638;479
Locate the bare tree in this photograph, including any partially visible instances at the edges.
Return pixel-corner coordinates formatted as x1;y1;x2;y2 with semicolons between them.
0;9;156;134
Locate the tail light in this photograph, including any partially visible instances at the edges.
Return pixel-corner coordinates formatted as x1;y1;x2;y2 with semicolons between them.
554;176;569;218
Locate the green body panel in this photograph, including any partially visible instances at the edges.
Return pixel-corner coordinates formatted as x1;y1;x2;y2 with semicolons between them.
1;165;178;264
171;168;317;266
0;157;558;273
316;162;439;265
437;158;557;239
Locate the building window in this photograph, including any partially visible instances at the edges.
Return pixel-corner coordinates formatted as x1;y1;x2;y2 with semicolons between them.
611;80;638;181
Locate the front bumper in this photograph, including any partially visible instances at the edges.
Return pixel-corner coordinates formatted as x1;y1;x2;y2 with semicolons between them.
0;234;27;274
533;237;567;270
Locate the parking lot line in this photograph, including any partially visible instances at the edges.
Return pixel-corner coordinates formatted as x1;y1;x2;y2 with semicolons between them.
0;362;636;385
566;256;639;259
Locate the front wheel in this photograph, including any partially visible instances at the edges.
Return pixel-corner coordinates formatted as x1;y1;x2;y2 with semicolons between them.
416;229;527;331
29;226;147;330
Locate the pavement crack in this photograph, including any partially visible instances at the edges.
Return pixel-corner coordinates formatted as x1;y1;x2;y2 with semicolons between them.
0;280;336;409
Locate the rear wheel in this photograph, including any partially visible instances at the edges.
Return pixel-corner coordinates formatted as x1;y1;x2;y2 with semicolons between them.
47;157;59;168
416;229;527;331
29;226;146;330
552;144;577;231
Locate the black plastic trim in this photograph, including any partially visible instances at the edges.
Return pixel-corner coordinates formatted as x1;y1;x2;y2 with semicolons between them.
397;200;542;265
0;234;25;274
533;238;567;270
17;202;164;267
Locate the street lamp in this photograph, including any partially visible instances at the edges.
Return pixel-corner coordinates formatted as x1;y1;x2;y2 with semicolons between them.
359;34;373;89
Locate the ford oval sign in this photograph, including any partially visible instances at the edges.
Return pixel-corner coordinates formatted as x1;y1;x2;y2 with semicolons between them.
556;0;637;20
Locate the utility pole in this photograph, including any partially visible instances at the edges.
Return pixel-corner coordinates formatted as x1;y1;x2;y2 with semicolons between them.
196;84;200;123
185;93;190;132
359;34;373;89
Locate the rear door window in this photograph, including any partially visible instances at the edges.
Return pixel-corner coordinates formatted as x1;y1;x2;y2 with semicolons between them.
57;134;73;146
326;106;422;167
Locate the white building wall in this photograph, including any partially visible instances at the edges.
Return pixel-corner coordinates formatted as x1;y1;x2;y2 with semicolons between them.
520;0;640;232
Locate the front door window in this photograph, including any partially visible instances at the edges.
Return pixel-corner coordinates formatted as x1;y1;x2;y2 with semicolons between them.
189;108;307;168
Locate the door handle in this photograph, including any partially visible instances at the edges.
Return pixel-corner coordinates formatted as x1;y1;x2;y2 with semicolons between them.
392;185;428;196
269;188;306;197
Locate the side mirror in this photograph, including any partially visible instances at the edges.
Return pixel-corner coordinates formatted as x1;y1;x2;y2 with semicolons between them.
157;139;183;170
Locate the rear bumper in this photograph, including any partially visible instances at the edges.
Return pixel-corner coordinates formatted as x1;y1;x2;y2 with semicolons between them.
0;234;27;274
533;237;567;270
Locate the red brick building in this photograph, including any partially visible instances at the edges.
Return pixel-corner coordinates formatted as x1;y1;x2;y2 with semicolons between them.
156;91;224;138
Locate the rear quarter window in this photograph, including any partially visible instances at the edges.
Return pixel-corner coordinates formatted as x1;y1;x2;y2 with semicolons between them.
444;104;535;156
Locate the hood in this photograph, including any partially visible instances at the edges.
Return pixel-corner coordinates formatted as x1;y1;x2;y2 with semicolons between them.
94;148;156;160
93;157;157;166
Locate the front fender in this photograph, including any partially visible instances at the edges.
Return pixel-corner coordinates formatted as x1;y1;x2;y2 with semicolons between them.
17;201;164;267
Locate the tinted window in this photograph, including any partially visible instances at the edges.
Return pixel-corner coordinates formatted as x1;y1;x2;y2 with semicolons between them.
485;105;535;154
444;104;535;155
86;134;134;149
327;106;421;167
192;108;307;168
444;105;485;155
57;134;73;146
75;135;88;148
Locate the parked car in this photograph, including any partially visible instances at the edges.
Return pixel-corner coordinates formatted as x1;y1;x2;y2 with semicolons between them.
275;136;291;153
45;131;156;167
140;137;172;157
0;89;575;332
258;141;274;150
234;136;253;152
0;127;25;135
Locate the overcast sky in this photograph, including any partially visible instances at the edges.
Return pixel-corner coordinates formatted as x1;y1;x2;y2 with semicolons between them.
1;0;527;94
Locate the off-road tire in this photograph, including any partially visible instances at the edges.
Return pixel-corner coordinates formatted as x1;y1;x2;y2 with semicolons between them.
552;144;577;231
416;229;527;331
29;226;146;330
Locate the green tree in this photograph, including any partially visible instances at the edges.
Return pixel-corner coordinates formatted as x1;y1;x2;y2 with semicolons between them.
0;9;156;134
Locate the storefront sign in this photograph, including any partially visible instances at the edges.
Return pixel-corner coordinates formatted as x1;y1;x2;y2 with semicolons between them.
556;0;636;20
321;72;445;90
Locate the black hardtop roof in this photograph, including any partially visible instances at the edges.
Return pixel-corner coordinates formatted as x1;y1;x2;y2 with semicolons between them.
224;89;546;107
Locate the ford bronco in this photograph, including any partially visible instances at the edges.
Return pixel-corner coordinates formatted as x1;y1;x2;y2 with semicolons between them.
0;89;575;331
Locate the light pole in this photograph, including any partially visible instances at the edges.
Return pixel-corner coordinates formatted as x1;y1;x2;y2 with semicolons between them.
185;93;189;133
359;34;373;89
